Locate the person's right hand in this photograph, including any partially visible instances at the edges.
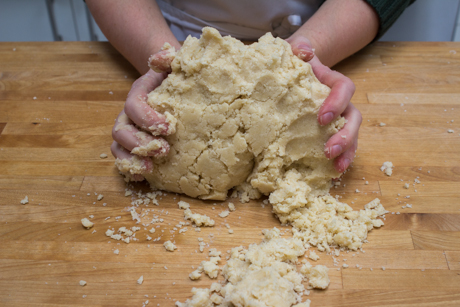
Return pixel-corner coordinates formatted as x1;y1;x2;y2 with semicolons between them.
111;49;175;181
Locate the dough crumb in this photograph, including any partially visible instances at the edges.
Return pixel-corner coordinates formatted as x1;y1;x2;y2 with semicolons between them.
184;208;215;227
218;210;230;218
81;218;94;229
178;201;190;209
137;275;144;285
447;129;454;133
308;251;320;261
164;240;177;252
79;280;87;286
300;263;330;289
100;153;108;159
228;202;236;212
379;122;386;126
97;194;104;201
380;161;393;176
20;196;29;205
113;249;119;255
404;183;410;189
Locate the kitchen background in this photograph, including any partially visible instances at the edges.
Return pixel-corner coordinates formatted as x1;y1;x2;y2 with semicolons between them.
1;0;459;43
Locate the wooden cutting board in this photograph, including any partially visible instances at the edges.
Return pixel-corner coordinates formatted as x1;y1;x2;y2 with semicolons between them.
0;41;460;306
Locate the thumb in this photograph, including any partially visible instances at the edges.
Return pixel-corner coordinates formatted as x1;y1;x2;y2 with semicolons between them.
287;36;315;62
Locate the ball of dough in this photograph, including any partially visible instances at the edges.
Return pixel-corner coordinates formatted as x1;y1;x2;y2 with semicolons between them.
132;27;343;200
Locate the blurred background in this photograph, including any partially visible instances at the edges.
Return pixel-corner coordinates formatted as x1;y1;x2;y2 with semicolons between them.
1;0;460;42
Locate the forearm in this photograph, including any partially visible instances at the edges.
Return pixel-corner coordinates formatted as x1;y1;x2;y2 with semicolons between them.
289;0;379;67
86;0;180;74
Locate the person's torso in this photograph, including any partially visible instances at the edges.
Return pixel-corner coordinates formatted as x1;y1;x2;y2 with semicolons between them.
157;0;322;40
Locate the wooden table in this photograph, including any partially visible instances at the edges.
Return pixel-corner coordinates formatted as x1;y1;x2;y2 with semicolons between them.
1;41;460;306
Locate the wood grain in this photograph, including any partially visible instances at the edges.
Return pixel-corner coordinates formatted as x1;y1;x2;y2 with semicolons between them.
1;41;460;306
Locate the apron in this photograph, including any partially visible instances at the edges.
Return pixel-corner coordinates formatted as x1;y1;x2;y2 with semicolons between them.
156;0;322;40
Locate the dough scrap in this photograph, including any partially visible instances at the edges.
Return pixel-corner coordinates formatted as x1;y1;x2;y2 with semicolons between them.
380;161;393;176
164;240;177;252
177;228;311;307
119;27;343;202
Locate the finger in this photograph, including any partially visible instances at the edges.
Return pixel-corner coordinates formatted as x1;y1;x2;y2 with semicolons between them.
111;141;152;182
324;103;362;160
124;70;174;135
309;58;356;126
333;139;358;173
112;110;170;157
148;48;175;73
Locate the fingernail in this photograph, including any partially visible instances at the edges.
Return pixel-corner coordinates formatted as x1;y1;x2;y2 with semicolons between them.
320;112;334;125
297;44;314;61
330;145;342;158
299;44;312;50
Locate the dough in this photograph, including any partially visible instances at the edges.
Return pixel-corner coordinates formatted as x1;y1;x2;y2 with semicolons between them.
114;28;388;307
127;27;343;201
380;161;393;176
177;228;311;307
164;240;177;252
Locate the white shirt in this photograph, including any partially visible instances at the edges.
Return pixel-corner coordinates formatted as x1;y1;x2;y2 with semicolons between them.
157;0;322;40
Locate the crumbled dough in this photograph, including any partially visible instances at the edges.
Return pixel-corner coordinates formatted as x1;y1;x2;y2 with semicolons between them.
20;196;29;205
81;218;94;229
97;194;104;201
380;162;393;176
308;251;320;261
228;203;236;212
79;280;87;286
178;228;312;307
447;129;454;133
218;210;230;218
100;153;108;159
115;156;149;182
404;183;410;189
189;269;202;280
188;249;222;281
113;249;119;255
184;208;215;227
137;275;144;285
178;201;190;209
300;263;329;289
164;240;177;252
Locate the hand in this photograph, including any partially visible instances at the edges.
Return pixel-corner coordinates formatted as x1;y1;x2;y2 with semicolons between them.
111;49;176;181
287;37;362;173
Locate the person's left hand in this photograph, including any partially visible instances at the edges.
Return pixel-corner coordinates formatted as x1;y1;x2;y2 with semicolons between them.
287;37;362;173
